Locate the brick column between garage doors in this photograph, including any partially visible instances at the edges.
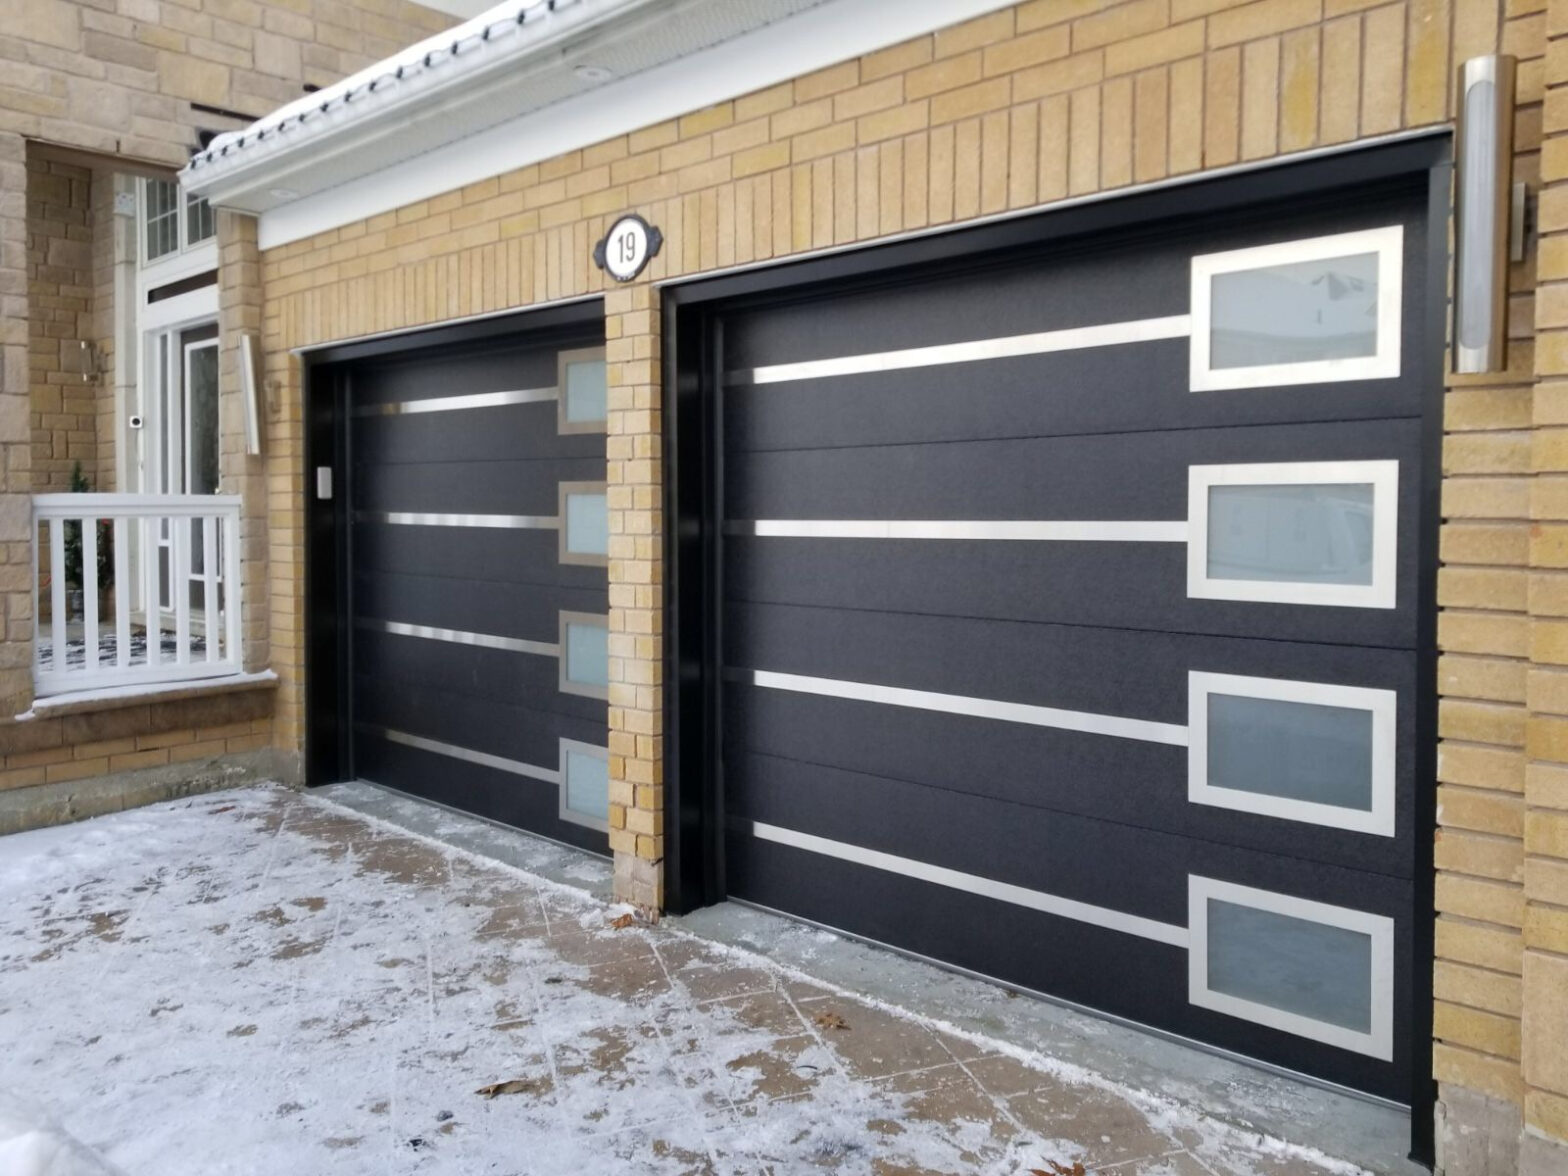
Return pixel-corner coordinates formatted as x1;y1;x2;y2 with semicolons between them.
604;282;664;912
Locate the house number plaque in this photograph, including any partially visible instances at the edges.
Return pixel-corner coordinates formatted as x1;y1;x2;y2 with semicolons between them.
594;213;662;282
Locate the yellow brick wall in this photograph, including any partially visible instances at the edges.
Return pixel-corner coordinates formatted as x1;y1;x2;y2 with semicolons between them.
255;0;1552;1139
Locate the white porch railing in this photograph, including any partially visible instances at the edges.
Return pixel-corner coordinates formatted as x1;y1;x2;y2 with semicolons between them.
33;493;243;697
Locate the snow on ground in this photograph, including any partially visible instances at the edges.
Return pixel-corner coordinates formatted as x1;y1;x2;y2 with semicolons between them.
0;785;1360;1175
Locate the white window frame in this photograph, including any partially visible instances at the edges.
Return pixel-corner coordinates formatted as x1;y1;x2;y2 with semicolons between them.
1189;225;1404;392
1187;460;1399;609
558;481;609;567
1189;876;1395;1061
557;346;608;435
137;178;219;290
558;610;610;701
1188;671;1396;837
558;738;610;832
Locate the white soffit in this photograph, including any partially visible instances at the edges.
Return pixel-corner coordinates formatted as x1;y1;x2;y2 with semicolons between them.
417;0;497;17
187;0;1017;250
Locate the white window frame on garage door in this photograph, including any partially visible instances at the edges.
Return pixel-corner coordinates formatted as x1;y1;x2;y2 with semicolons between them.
1189;876;1395;1061
1188;671;1397;837
1188;460;1399;609
1189;225;1404;392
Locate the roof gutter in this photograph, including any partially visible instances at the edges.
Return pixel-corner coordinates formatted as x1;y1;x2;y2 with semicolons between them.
182;0;656;206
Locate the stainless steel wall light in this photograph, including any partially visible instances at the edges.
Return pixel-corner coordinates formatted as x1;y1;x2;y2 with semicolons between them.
1454;54;1518;374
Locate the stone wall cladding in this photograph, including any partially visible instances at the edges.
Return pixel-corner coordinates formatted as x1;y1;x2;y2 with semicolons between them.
252;0;1554;1161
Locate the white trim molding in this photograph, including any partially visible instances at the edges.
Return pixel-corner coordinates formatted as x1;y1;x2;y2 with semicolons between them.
1187;460;1399;609
1188;876;1395;1061
1189;225;1404;392
1188;671;1397;837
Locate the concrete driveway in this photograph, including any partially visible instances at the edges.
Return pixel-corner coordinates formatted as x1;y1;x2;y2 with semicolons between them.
0;785;1366;1175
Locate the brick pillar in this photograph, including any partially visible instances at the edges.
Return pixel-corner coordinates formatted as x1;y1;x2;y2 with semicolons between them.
0;132;33;717
604;282;663;912
216;210;268;674
1520;3;1568;1169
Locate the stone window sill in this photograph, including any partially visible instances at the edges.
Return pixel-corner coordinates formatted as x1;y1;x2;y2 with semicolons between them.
20;671;279;722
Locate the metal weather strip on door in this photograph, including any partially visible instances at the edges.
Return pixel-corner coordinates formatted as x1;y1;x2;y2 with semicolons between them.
725;226;1402;394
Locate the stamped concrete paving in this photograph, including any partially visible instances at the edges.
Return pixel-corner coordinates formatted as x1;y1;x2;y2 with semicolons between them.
0;786;1358;1175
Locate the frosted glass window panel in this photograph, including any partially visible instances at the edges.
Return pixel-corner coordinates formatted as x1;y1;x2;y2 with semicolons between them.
1210;252;1380;370
1207;483;1375;586
564;359;607;424
558;612;610;700
563;746;609;824
1208;694;1374;812
561;486;608;564
1206;899;1373;1035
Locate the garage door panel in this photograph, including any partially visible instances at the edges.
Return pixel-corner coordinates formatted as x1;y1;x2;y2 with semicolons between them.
354;630;604;721
359;737;606;855
725;603;1415;723
351;526;599;590
355;405;603;465
352;344;561;406
726;542;1414;648
724;347;1426;456
727;686;1411;877
725;417;1418;519
355;456;601;515
355;674;602;765
720;186;1423;373
352;569;603;643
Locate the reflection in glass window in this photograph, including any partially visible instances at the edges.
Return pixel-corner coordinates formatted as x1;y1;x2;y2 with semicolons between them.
1207;899;1373;1034
1210;252;1380;370
186;192;216;245
1208;694;1374;812
1207;483;1375;586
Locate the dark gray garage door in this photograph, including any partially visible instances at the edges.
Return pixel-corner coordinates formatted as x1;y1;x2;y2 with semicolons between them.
716;177;1434;1101
346;330;611;853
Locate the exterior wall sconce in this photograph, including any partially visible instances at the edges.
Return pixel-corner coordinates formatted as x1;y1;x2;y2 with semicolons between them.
60;340;103;385
1454;54;1519;374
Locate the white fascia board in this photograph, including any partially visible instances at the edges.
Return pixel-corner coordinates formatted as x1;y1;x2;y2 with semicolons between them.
256;0;1017;250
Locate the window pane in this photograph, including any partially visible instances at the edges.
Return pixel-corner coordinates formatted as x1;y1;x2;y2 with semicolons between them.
564;620;609;688
1207;899;1373;1034
564;749;608;822
145;180;178;261
1210;251;1379;370
1207;483;1375;586
564;492;608;556
563;358;607;424
186;193;215;244
1208;694;1374;812
186;345;220;496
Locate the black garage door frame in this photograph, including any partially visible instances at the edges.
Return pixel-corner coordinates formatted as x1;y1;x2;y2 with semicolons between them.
302;297;606;793
663;135;1449;1162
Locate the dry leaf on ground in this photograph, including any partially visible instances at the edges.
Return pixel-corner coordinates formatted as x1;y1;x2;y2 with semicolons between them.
813;1011;850;1031
608;913;636;930
475;1078;547;1099
1029;1162;1087;1176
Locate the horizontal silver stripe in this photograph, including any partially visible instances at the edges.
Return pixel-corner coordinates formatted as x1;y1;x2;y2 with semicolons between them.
749;669;1188;747
375;727;560;785
730;520;1189;543
732;315;1192;386
359;618;557;658
753;822;1188;947
356;511;559;529
354;387;557;416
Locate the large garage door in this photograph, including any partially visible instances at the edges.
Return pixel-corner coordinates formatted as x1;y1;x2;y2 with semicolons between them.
715;176;1434;1101
344;329;611;853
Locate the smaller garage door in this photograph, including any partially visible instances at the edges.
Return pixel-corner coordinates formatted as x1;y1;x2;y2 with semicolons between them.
342;328;611;853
